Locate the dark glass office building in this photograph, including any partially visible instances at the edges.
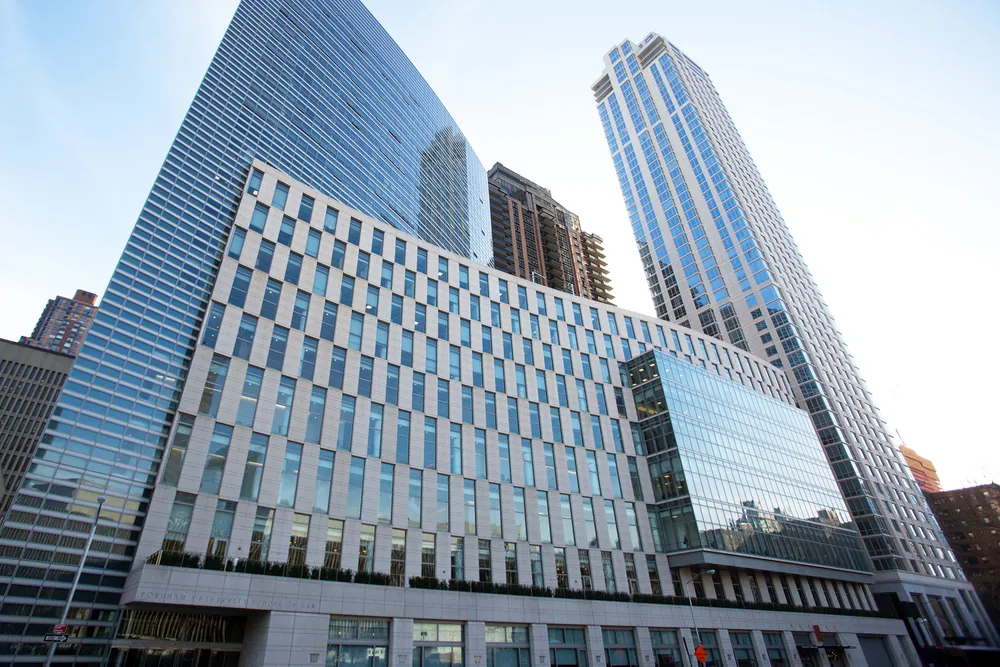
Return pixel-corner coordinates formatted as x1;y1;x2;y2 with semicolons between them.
0;0;487;661
627;349;870;573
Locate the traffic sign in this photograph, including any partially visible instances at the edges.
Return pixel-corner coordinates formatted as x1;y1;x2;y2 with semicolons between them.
53;624;67;634
693;644;707;664
44;634;68;643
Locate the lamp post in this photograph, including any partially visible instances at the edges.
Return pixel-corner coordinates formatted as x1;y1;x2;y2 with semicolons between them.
44;495;106;667
680;569;715;667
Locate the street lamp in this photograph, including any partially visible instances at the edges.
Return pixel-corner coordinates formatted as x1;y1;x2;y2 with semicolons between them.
44;494;106;667
680;569;716;667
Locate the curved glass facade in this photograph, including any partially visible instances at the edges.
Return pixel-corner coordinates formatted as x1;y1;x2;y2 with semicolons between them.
627;349;870;572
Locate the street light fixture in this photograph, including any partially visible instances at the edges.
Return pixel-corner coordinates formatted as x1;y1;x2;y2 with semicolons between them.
44;494;106;667
680;569;716;667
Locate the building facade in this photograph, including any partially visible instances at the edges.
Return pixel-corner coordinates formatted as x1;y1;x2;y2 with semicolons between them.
19;289;98;357
488;164;612;304
108;163;919;667
591;34;996;649
927;484;1000;632
0;339;74;521
0;0;491;663
899;446;942;495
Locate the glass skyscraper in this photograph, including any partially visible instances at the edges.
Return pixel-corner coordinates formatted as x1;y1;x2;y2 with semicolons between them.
0;0;487;660
594;33;996;646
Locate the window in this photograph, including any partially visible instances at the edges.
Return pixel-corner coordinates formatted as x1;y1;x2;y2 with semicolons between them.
437;474;450;531
624;553;639;594
357;251;371;281
438;379;450;418
426;338;438;373
451;537;465;580
530;545;544;587
348;218;362;244
161;415;193;486
229;266;252;308
479;539;492;583
512;487;528;540
551;408;564;443
646;556;662;596
537;491;552;543
522;441;535;486
271;376;295;436
358;525;375;573
504;543;518;585
486;392;497;430
489;484;502;537
340;274;356;306
378;463;394;523
582;498;598;548
278;442;303;507
464;479;477;534
381;261;394;289
366;285;380;316
325;519;344;570
323;206;339;233
427;279;438;306
607;454;623;498
408;469;422;527
198;355;229;417
162;492;196;553
337;396;356;451
305;228;321;258
315;449;334;512
331;239;347;269
476;429;488;478
249;507;274;562
394;409;410;463
560;495;575;546
450;345;462;380
348;313;364;350
290;291;310;330
261;277;281;319
422;533;436;578
329;346;346;389
544;444;558;489
300;336;318;380
371;228;384;255
586;451;601;495
554;548;569;590
198;423;233;495
249;201;267;230
201;301;226;347
423;415;436;469
405;269;416;297
272;182;289;210
602;552;617;592
320;301;338;341
228;227;245;259
387;365;400;406
231;314;257;360
390;529;407;586
266;326;288;370
479;272;490;296
285;252;302;285
347;457;365;519
305;386;326;443
375;321;389;358
417;247;428;273
395;238;407;264
605;501;621;549
368;403;384;457
499;435;511;482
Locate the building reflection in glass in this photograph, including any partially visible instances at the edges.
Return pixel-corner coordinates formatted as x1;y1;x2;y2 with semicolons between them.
626;349;870;572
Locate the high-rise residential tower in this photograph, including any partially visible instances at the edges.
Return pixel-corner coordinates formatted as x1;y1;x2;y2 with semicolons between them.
593;33;997;649
488;163;613;304
19;289;98;357
0;339;74;520
0;0;487;661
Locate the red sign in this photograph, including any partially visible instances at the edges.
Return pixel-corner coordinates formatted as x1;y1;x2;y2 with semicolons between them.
813;625;824;643
53;624;67;635
693;644;708;664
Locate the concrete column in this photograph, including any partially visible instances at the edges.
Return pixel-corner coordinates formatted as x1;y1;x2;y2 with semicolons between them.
780;632;804;667
721;570;738;602
915;594;945;644
938;596;964;642
948;594;978;642
963;589;1000;645
391;618;415;667
530;624;549;667
835;633;868;667
716;629;736;667
585;626;605;667
635;627;654;667
798;578;816;607
467;621;487;667
749;631;770;667
888;634;920;667
906;617;931;648
678;629;697;667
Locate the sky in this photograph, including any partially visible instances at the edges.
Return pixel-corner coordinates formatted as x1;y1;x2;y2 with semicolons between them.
1;0;998;490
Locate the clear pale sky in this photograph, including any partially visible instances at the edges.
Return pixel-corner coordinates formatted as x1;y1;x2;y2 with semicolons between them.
1;1;997;490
